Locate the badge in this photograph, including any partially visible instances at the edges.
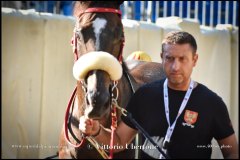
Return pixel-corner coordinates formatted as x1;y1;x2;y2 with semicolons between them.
184;110;198;125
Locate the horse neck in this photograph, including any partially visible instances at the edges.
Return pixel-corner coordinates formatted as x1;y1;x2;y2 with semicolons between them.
117;72;133;109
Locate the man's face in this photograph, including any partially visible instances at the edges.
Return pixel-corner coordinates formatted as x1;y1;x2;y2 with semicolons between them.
161;43;198;89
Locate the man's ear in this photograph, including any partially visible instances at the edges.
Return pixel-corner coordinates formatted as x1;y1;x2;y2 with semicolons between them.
160;52;163;59
193;53;198;67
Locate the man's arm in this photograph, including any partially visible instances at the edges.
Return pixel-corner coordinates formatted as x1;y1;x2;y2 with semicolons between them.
217;133;239;159
96;121;137;152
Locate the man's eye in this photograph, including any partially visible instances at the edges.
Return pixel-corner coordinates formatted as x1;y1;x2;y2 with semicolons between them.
166;56;173;61
180;57;186;62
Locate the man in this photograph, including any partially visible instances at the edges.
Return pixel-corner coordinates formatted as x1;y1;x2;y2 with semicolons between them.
79;31;238;159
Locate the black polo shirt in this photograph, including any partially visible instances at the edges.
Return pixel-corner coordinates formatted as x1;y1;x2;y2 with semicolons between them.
122;79;234;159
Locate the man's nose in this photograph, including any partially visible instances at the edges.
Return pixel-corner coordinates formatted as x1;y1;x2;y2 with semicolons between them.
172;60;180;71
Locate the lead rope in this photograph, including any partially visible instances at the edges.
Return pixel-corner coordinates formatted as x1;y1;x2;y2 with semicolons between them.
64;87;87;148
110;106;117;159
85;136;109;159
109;81;119;159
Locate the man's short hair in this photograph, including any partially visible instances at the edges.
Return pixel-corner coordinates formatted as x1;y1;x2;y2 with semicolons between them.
162;31;197;54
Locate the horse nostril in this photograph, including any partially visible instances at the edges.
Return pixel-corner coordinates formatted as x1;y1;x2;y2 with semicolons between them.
86;94;90;105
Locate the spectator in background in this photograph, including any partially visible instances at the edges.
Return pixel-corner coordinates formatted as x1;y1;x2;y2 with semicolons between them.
9;1;74;16
1;1;22;9
60;1;73;16
51;1;73;16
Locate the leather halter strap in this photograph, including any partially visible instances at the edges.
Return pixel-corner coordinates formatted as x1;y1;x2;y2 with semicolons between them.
84;8;122;15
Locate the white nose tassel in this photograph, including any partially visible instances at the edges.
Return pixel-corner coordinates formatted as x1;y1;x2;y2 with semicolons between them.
73;51;123;81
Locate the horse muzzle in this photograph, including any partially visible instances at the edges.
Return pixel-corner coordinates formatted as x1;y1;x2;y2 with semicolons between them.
84;89;111;119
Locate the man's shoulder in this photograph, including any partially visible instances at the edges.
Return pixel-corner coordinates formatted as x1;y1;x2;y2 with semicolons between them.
196;82;223;100
140;79;165;90
133;79;165;97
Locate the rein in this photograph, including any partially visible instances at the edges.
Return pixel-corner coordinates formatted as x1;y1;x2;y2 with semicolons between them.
65;7;126;159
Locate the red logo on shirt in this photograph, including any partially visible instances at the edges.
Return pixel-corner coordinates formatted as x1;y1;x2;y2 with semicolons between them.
184;110;198;125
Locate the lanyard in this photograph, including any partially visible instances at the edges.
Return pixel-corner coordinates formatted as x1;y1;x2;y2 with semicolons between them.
160;78;194;159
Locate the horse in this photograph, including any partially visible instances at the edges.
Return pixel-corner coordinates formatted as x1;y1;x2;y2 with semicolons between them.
58;1;165;159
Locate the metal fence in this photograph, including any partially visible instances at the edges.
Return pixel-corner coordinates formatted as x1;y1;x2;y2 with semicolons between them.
121;1;239;27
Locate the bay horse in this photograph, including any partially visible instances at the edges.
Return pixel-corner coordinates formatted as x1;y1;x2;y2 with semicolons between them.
58;1;165;159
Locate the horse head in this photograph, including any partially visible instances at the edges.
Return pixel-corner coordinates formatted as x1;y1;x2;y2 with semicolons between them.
72;1;124;120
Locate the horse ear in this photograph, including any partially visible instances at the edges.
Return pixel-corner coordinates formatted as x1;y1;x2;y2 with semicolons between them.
73;1;92;17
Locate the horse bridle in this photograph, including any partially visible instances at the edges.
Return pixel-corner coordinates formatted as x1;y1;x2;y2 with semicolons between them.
65;7;128;159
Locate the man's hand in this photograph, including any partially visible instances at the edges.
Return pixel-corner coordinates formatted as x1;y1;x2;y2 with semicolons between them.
79;116;100;136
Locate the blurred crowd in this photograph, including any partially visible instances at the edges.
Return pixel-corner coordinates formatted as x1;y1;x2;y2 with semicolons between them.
1;1;73;16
